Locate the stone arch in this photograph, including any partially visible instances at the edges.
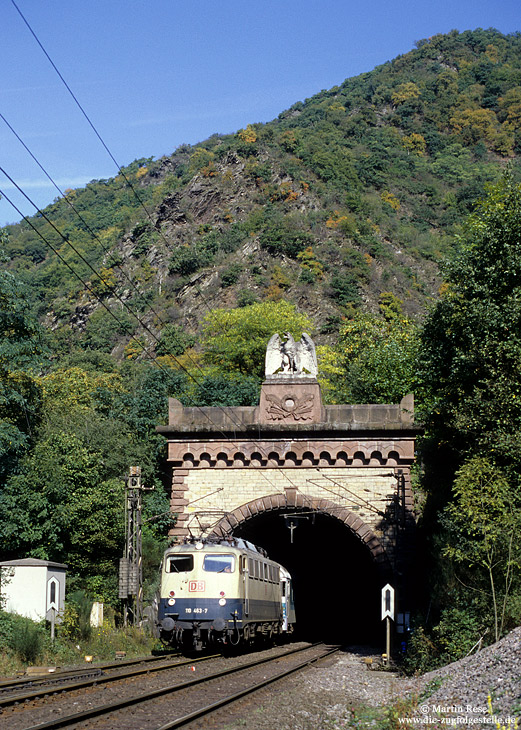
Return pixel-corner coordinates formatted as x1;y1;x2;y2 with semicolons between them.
387;450;400;465
199;452;213;467
211;493;391;571
336;450;351;465
233;452;247;466
301;451;316;466
319;451;334;466
352;450;369;466
216;452;229;467
182;452;196;467
250;452;265;467
284;451;299;466
369;450;383;465
268;451;282;466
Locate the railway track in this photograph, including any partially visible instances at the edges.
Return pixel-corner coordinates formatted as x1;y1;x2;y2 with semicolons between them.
0;653;177;695
0;652;218;708
2;642;338;730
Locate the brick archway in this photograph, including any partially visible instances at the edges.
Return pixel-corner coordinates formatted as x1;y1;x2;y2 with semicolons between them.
158;377;418;612
211;493;391;571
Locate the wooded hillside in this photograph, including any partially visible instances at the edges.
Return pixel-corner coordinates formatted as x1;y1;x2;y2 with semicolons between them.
1;28;521;668
2;28;520;355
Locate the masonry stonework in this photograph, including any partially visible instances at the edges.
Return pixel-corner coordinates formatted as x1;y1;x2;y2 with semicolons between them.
157;374;418;591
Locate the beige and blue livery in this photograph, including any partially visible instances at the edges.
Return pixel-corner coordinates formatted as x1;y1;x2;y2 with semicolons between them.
157;537;295;652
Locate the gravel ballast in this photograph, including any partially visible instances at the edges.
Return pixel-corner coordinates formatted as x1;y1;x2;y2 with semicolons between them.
198;629;521;729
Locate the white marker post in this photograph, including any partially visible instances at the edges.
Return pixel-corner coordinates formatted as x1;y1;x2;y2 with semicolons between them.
381;584;395;664
47;577;59;643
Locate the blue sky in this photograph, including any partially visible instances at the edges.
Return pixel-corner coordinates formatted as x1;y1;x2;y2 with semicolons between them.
1;0;520;225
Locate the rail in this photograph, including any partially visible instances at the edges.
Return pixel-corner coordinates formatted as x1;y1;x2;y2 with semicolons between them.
19;643;335;730
0;652;218;708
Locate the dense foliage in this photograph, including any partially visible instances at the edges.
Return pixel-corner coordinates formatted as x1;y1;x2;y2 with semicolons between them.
419;174;521;468
406;174;521;670
0;265;43;482
1;29;520;359
1;30;521;654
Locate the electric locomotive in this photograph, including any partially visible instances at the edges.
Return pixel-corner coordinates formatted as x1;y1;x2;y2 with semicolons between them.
157;537;295;652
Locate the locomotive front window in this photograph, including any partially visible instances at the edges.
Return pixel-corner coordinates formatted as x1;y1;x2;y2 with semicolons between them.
203;554;235;573
167;555;193;573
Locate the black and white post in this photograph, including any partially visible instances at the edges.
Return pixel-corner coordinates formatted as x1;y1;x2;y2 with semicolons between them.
381;583;395;664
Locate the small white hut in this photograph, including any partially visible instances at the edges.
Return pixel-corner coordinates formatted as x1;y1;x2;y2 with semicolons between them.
0;558;67;622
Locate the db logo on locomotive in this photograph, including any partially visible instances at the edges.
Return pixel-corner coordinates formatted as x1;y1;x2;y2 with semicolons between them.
189;581;205;592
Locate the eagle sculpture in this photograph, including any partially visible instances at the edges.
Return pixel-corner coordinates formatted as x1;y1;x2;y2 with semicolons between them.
265;332;318;377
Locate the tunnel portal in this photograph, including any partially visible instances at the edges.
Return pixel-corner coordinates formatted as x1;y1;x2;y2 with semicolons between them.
231;507;382;644
157;335;418;640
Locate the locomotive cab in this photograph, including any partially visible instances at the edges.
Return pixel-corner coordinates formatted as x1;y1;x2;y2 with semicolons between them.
159;543;241;651
157;538;295;652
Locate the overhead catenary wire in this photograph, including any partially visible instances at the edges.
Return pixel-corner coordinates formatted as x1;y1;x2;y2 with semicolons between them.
0;110;177;331
9;0;218;322
0;185;156;361
1;106;236;419
6;3;362;525
0;110;231;383
7;3;272;461
0;107;238;404
0;175;308;513
0;165;311;518
0;165;162;360
0;5;312;505
8;0;285;409
9;0;157;225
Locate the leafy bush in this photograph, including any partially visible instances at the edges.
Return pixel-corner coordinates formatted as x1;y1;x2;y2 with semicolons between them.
259;221;315;259
62;591;93;641
168;246;202;276
299;268;316;284
402;606;484;676
236;289;258;307
433;607;483;664
402;625;439;675
82;308;134;352
220;263;243;287
0;612;45;663
329;273;361;306
155;324;195;357
189;373;261;407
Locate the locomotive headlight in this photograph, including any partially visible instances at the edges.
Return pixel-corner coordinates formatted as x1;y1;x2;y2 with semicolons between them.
168;598;176;606
195;542;204;550
218;598;226;606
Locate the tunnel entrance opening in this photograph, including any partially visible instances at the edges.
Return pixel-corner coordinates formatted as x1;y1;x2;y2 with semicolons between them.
230;508;383;646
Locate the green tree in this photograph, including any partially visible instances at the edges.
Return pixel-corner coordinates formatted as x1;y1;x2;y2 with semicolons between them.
415;173;521;662
443;457;520;641
419;174;521;467
200;300;312;379
0;432;124;597
259;220;315;259
392;81;421;106
0;269;43;482
155;323;195;357
188;372;260;407
321;311;419;404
